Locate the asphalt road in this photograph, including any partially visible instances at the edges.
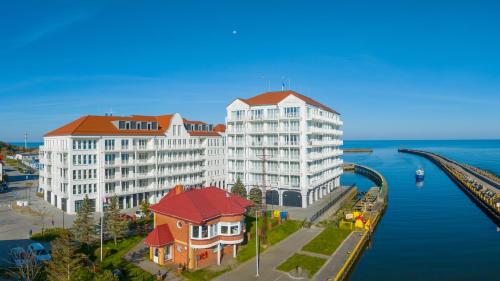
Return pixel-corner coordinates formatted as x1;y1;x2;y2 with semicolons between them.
0;165;50;266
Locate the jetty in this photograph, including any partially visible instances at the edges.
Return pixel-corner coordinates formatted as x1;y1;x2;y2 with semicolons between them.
398;148;500;225
322;163;388;281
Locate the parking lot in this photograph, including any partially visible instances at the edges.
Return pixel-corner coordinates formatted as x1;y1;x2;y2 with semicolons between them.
0;165;62;266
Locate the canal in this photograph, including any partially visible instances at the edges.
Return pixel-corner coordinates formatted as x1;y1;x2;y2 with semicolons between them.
340;140;500;281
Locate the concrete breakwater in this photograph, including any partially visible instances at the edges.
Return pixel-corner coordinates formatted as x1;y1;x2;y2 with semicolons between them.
332;163;388;281
398;148;500;225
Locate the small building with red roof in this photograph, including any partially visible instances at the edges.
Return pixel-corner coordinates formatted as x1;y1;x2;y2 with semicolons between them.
145;185;252;269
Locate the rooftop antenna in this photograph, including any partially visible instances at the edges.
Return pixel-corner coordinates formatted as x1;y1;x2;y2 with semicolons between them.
281;77;285;91
24;132;28;150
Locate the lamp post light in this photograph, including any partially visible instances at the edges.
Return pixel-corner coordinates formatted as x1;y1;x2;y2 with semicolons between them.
255;210;260;277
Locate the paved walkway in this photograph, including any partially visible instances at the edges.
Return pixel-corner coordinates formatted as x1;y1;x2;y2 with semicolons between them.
123;238;183;281
214;227;323;281
312;231;364;281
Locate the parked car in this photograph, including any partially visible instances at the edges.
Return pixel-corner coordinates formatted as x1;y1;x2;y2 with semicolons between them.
9;247;27;266
135;210;145;219
27;243;51;263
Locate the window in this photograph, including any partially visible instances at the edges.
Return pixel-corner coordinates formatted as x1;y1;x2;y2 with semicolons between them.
230;224;239;235
105;139;115;151
219;222;240;236
192;225;200;238
121;139;129;149
284;107;299;117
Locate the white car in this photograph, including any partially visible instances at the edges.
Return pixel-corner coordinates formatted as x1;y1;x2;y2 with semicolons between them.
27;243;51;263
9;247;27;266
135;210;145;219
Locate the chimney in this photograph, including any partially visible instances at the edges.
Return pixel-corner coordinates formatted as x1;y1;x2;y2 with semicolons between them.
174;185;184;195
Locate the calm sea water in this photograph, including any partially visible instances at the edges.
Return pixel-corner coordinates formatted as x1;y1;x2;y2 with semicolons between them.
8;142;43;149
341;140;500;281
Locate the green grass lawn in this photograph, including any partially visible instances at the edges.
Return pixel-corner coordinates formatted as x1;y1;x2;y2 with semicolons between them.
301;226;351;256
99;235;155;281
277;253;326;278
237;218;303;263
186;217;303;281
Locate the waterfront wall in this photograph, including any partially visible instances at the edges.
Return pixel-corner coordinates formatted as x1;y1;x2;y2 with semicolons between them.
334;163;389;281
398;148;500;225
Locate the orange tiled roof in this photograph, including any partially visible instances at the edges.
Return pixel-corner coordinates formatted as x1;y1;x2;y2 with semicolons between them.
183;118;207;125
45;115;173;137
213;124;226;133
188;131;221;137
240;90;338;114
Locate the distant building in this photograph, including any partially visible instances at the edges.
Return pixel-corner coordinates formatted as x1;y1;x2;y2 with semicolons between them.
145;185;252;269
15;153;38;162
226;90;343;208
38;113;226;214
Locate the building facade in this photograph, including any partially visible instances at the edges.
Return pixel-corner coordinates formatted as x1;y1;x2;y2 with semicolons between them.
39;113;226;214
146;185;252;270
226;90;343;208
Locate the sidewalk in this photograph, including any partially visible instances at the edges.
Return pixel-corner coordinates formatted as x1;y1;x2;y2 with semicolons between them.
214;227;322;281
312;231;364;281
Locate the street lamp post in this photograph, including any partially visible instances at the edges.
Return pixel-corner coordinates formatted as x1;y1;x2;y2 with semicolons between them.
255;210;259;277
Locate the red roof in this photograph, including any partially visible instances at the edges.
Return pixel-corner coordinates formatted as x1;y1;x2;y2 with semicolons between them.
240;90;338;114
188;131;221;137
213;124;226;133
183;118;207;125
150;187;253;224
45;115;173;137
144;224;174;247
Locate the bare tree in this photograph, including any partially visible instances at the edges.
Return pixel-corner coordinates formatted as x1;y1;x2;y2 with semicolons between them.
7;249;44;281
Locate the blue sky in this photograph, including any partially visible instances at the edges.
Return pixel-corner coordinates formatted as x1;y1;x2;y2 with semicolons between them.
1;0;500;141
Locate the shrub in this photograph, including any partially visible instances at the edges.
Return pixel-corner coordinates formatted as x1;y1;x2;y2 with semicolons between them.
31;228;68;242
94;246;114;260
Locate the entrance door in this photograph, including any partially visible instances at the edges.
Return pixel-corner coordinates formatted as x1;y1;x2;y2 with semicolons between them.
153;247;159;263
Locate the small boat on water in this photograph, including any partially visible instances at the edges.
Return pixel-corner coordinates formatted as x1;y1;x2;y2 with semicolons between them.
416;169;425;181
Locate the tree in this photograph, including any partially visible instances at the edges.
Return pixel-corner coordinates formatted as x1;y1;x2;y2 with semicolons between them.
72;195;96;248
139;199;150;218
46;230;84;281
93;270;119;281
248;188;262;208
104;196;128;245
231;177;247;198
8;249;44;281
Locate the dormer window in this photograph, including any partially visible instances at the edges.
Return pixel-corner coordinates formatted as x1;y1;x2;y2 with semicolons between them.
152;122;158;130
141;122;147;130
126;122;130;130
131;121;137;130
118;121;125;129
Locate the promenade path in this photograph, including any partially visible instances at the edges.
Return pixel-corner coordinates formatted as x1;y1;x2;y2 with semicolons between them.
312;231;364;281
214;227;322;281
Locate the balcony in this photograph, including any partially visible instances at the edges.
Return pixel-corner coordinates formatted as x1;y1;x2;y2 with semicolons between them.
307;150;343;161
308;140;342;147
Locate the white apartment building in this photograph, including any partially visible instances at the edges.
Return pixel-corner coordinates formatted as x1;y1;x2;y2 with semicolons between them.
226;90;343;208
39;113;226;214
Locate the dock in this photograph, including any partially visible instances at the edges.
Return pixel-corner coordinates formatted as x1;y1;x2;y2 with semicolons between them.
325;163;388;281
398;148;500;225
